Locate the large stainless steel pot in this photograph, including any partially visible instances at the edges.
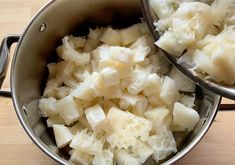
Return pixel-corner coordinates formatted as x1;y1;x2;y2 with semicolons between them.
0;0;221;164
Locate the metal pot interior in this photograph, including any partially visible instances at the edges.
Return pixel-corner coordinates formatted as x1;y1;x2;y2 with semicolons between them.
10;0;221;164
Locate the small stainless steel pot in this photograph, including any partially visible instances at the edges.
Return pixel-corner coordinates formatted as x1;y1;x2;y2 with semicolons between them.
0;0;221;164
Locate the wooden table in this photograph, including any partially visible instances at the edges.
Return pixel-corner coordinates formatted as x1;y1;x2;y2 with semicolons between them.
0;1;235;164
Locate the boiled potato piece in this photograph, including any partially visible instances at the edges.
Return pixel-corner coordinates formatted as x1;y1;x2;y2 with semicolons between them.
100;67;120;87
46;115;65;127
56;95;83;125
147;128;177;162
144;108;170;125
150;0;175;19
160;76;179;105
100;27;121;46
173;102;200;131
115;149;140;165
62;37;91;66
132;140;154;163
84;104;106;131
92;149;113;165
156;31;185;57
70;129;103;155
70;150;93;165
53;124;73;148
120;24;141;45
39;97;57;117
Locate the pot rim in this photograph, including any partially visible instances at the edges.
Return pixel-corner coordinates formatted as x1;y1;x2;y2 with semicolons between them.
10;0;222;165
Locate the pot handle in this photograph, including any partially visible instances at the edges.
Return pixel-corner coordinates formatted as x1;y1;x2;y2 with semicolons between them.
0;35;20;97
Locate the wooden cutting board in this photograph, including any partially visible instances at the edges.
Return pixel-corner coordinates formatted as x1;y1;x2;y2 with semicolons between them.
0;0;235;164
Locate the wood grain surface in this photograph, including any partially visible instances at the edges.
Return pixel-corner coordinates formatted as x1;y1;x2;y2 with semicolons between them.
0;0;235;164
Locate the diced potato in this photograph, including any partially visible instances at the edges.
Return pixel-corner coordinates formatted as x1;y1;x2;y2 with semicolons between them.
84;28;105;52
91;44;111;62
120;25;141;46
46;115;65;127
43;79;58;97
160;76;179;105
52;124;73;148
84;104;106;131
110;46;133;64
70;150;93;165
143;73;162;97
39;97;57;117
107;108;152;149
173;2;213;45
55;86;71;99
130;35;151;49
92;149;114;165
70;122;86;135
106;107;129;131
173;102;200;131
132;96;148;117
144;108;170;125
150;0;175;19
63;77;78;88
99;60;132;79
156;31;185;57
62;37;91;66
55;61;75;81
56;45;63;58
100;27;121;46
72;74;97;100
100;67;120;87
68;36;86;49
119;94;147;114
115;149;140;165
132;140;154;163
79;116;92;131
47;63;58;80
136;22;150;35
147;128;177;162
132;45;151;63
127;69;148;95
70;129;103;155
56;95;83;125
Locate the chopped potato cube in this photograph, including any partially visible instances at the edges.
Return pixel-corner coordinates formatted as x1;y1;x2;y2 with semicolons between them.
100;27;121;46
53;124;73;148
120;25;141;45
115;149;140;165
70;129;103;155
92;149;114;165
70;150;93;165
160;76;179;105
100;67;120;87
39;97;57;117
85;104;106;131
144;108;170;125
56;95;83;125
173;102;200;131
110;46;133;64
46;115;65;127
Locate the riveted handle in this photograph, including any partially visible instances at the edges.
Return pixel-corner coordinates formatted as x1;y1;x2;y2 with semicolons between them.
0;35;20;97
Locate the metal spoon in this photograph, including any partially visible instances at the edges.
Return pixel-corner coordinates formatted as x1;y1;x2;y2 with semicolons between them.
140;0;235;100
